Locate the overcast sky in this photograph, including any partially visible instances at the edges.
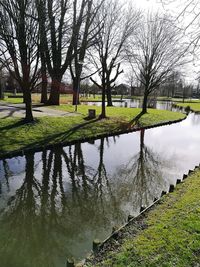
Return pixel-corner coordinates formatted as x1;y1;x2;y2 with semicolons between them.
135;0;163;10
74;0;200;86
120;0;200;84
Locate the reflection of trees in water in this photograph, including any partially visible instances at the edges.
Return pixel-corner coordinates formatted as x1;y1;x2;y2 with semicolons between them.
0;137;123;266
61;139;122;225
0;154;46;267
0;159;12;193
190;113;200;126
115;129;168;212
0;133;170;265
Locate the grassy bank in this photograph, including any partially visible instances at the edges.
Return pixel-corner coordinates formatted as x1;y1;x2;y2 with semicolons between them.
0;107;184;156
176;102;200;112
50;104;184;124
88;169;200;267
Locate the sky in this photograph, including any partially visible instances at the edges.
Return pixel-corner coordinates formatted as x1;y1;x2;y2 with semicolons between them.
119;0;200;85
66;0;200;86
135;0;162;9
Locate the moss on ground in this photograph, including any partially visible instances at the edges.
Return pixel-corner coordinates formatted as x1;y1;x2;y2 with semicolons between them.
0;106;184;156
89;169;200;267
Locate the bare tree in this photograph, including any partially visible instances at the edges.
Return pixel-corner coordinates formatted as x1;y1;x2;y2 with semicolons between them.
159;70;184;98
159;0;200;84
0;0;40;121
127;12;187;113
69;0;104;106
39;30;48;104
36;0;99;105
126;71;136;96
90;0;140;118
0;64;5;99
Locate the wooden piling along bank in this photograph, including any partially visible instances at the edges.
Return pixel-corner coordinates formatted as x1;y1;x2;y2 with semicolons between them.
72;164;200;267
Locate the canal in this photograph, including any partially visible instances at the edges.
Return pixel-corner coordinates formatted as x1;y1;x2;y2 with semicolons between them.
0;105;200;266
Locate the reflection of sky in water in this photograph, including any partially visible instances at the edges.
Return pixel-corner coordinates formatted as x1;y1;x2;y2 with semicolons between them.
0;113;200;265
77;113;200;185
85;99;174;110
146;114;200;174
82;133;140;174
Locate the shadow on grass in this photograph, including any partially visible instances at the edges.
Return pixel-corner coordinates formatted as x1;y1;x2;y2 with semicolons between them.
0;119;28;131
59;117;100;140
116;111;146;132
128;111;146;128
0;117;102;155
0;112;146;156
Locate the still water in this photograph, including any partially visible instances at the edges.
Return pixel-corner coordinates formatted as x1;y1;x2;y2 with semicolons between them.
0;112;200;266
84;99;174;110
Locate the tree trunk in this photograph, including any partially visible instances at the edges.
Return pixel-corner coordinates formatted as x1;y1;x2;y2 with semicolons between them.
0;82;4;99
72;78;80;106
24;89;34;122
142;92;148;113
131;86;135;96
182;88;185;103
99;86;106;119
41;79;48;104
140;129;145;151
40;52;48;104
47;76;61;105
106;85;113;106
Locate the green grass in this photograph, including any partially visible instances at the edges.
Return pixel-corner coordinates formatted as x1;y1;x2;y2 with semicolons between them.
1;97;24;104
91;170;200;267
0;106;184;156
176;102;200;112
1;93;103;104
51;104;184;122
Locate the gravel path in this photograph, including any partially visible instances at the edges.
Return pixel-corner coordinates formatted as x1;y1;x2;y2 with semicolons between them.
0;103;78;118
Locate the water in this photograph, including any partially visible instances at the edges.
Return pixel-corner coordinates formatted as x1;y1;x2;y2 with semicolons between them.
0;111;200;266
84;99;174;111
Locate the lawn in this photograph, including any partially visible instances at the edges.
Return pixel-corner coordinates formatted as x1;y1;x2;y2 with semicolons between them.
88;169;200;267
1;96;24;104
50;104;185;123
1;93;103;104
0;106;185;156
176;102;200;112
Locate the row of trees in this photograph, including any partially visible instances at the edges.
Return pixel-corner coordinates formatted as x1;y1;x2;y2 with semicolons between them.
0;0;191;121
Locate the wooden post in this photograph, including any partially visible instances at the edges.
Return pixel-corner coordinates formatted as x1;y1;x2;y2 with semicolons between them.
93;239;101;253
112;226;119;239
169;184;175;193
161;191;167;197
183;174;187;180
140;206;146;212
66;258;75;267
88;109;96;119
128;215;134;222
